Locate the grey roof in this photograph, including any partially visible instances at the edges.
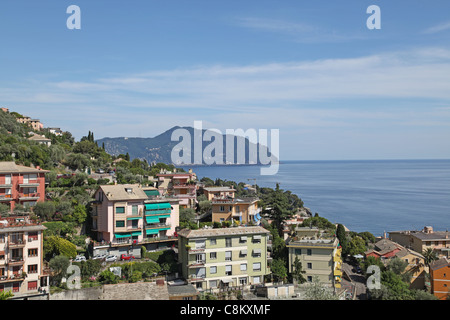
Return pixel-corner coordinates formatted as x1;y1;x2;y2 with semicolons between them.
178;226;270;238
99;184;148;201
167;284;198;296
0;161;49;174
204;187;236;192
430;257;450;271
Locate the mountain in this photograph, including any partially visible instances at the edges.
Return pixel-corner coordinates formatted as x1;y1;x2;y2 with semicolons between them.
96;126;278;166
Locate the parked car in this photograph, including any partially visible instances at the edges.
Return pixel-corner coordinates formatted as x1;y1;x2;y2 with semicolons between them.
105;255;117;262
74;255;86;262
120;254;135;261
92;253;107;260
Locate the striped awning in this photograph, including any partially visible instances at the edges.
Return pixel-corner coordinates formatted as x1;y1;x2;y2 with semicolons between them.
114;233;131;239
145;203;171;210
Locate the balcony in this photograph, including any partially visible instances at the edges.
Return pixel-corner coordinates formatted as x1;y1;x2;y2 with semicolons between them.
8;238;25;248
8;256;24;266
19;193;40;200
0;194;13;201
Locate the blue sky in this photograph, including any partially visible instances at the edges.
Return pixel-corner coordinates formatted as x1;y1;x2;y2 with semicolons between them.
1;1;450;160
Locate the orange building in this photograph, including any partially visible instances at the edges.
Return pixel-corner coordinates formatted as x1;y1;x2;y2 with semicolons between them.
430;258;450;300
0;162;48;211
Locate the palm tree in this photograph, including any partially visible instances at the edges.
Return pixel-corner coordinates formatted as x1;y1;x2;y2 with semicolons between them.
422;248;438;268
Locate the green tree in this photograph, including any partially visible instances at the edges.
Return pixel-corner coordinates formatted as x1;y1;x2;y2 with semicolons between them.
0;291;13;300
291;256;306;284
422;248;438;268
73;204;87;224
304;276;338;300
49;255;70;286
33;201;56;221
270;258;287;282
44;235;77;260
347;236;367;257
263;183;293;237
98;270;119;284
336;224;348;255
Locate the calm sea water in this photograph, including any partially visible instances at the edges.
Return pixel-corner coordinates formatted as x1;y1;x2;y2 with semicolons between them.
182;160;450;237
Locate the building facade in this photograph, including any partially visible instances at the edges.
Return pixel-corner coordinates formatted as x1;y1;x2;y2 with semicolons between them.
0;216;49;298
287;227;342;289
0;162;48;211
389;226;450;258
211;197;261;225
430;258;450;300
156;170;197;208
178;226;271;291
91;184;179;257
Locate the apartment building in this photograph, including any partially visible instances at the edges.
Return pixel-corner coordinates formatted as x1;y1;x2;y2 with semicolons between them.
178;226;270;291
211;196;261;225
156;169;197;208
202;186;236;201
287;227;342;289
0;162;48;211
16;117;43;131
389;226;450;258
91;184;179;257
430;257;450;300
0;216;49;298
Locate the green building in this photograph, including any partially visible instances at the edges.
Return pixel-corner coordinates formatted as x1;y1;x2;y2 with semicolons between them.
178;226;271;291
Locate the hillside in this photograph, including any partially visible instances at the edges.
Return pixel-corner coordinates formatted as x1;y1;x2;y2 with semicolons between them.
97;126;278;166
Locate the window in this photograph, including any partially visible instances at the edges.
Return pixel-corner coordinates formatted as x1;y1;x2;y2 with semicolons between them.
116;220;125;228
307;249;312;255
239;277;247;285
239;236;247;243
196;253;206;264
28;264;38;274
0;234;4;243
307;263;312;269
28;232;38;241
295;249;302;255
209;280;217;288
115;206;125;214
220;206;225;212
253;262;261;271
210;238;216;246
225;265;232;276
210;266;217;274
225;251;232;261
132;205;138;215
28;248;38;257
240;263;247;271
210;252;217;260
307;276;313;282
4;174;11;184
252;235;261;243
225;237;232;247
252;249;261;258
253;276;261;284
195;240;206;249
13;282;20;293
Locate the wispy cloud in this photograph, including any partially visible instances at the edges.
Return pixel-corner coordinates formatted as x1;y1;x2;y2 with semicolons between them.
423;21;450;34
232;16;367;43
2;47;450;140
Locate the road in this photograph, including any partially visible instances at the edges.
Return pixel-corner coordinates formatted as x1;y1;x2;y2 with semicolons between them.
342;262;367;300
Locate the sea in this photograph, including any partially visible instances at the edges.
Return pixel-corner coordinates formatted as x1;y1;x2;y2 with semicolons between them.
182;160;450;237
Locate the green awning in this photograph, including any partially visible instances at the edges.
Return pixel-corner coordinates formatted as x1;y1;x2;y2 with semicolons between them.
114;233;131;238
127;216;142;220
158;215;170;219
146;229;159;235
145;209;171;215
131;231;142;236
145;203;171;210
146;216;160;224
144;189;160;196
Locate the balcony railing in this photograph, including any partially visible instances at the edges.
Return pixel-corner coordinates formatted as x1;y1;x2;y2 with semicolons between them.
19;193;40;199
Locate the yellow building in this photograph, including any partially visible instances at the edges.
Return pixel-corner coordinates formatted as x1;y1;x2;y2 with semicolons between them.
211;197;261;225
287;227;342;289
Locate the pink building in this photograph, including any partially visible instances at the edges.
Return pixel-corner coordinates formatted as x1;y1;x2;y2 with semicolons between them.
91;184;179;256
157;169;197;208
